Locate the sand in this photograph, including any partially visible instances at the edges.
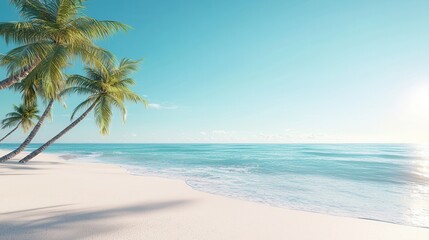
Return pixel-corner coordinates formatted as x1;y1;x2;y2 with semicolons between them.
0;150;428;240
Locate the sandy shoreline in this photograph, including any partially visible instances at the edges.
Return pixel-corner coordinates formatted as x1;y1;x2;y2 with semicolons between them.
0;150;428;240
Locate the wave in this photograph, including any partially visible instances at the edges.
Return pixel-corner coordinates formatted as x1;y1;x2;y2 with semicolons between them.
20;143;429;228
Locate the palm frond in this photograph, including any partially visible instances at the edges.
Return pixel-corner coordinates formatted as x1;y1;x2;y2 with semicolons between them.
65;74;100;93
94;96;112;135
56;0;84;24
12;71;40;106
31;45;68;99
111;58;141;79
3;0;129;102
1;117;21;129
4;41;53;76
1;103;40;131
70;44;115;70
62;86;95;96
70;17;129;40
107;94;127;122
62;57;145;135
70;96;96;120
18;0;56;22
0;21;47;44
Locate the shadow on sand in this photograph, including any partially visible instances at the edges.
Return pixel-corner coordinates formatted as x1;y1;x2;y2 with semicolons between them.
0;200;193;240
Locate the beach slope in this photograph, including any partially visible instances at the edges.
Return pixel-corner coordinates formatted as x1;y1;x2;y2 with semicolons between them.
1;151;428;240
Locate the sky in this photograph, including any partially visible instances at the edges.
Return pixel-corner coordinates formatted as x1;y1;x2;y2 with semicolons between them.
1;0;429;143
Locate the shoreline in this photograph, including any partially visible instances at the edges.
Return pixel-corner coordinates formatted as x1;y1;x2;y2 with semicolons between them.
1;150;429;239
109;161;429;229
57;150;427;229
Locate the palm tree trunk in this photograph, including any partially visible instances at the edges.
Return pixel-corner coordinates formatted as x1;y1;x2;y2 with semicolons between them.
20;100;98;163
0;99;54;162
0;122;21;143
0;62;39;90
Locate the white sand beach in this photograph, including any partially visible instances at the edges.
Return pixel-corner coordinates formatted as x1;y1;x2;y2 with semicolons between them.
1;150;428;240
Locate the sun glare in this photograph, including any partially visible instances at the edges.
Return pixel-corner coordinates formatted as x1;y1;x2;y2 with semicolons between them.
401;83;429;118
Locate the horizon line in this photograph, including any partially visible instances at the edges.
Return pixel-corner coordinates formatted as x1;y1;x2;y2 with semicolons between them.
1;142;426;145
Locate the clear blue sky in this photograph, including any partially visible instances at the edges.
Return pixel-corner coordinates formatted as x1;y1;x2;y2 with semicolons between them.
1;0;429;143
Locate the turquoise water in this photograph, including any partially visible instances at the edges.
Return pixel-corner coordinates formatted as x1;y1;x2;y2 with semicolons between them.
1;143;429;228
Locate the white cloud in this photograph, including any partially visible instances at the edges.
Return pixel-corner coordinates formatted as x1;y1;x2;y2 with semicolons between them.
211;130;228;135
185;129;345;143
148;103;178;110
193;130;240;142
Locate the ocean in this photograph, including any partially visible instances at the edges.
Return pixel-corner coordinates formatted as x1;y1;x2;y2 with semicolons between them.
1;143;428;228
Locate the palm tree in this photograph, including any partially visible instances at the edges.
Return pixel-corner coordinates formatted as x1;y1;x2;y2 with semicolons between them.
0;74;64;162
0;0;128;162
20;58;147;163
0;0;128;92
0;103;40;142
0;99;54;162
0;71;59;162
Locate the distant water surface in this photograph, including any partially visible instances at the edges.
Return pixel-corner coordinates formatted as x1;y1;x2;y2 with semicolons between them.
1;143;428;228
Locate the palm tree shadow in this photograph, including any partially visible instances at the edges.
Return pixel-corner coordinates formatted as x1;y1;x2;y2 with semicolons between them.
0;200;193;240
0;162;41;170
0;159;64;171
2;204;74;215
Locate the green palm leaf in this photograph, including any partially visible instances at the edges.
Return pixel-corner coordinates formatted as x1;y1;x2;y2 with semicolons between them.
1;103;40;132
64;58;146;134
1;0;128;99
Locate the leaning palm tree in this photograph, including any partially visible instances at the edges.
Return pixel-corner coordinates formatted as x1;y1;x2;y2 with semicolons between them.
0;77;58;162
0;103;40;142
0;100;55;162
20;58;147;163
0;0;128;162
0;0;128;92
